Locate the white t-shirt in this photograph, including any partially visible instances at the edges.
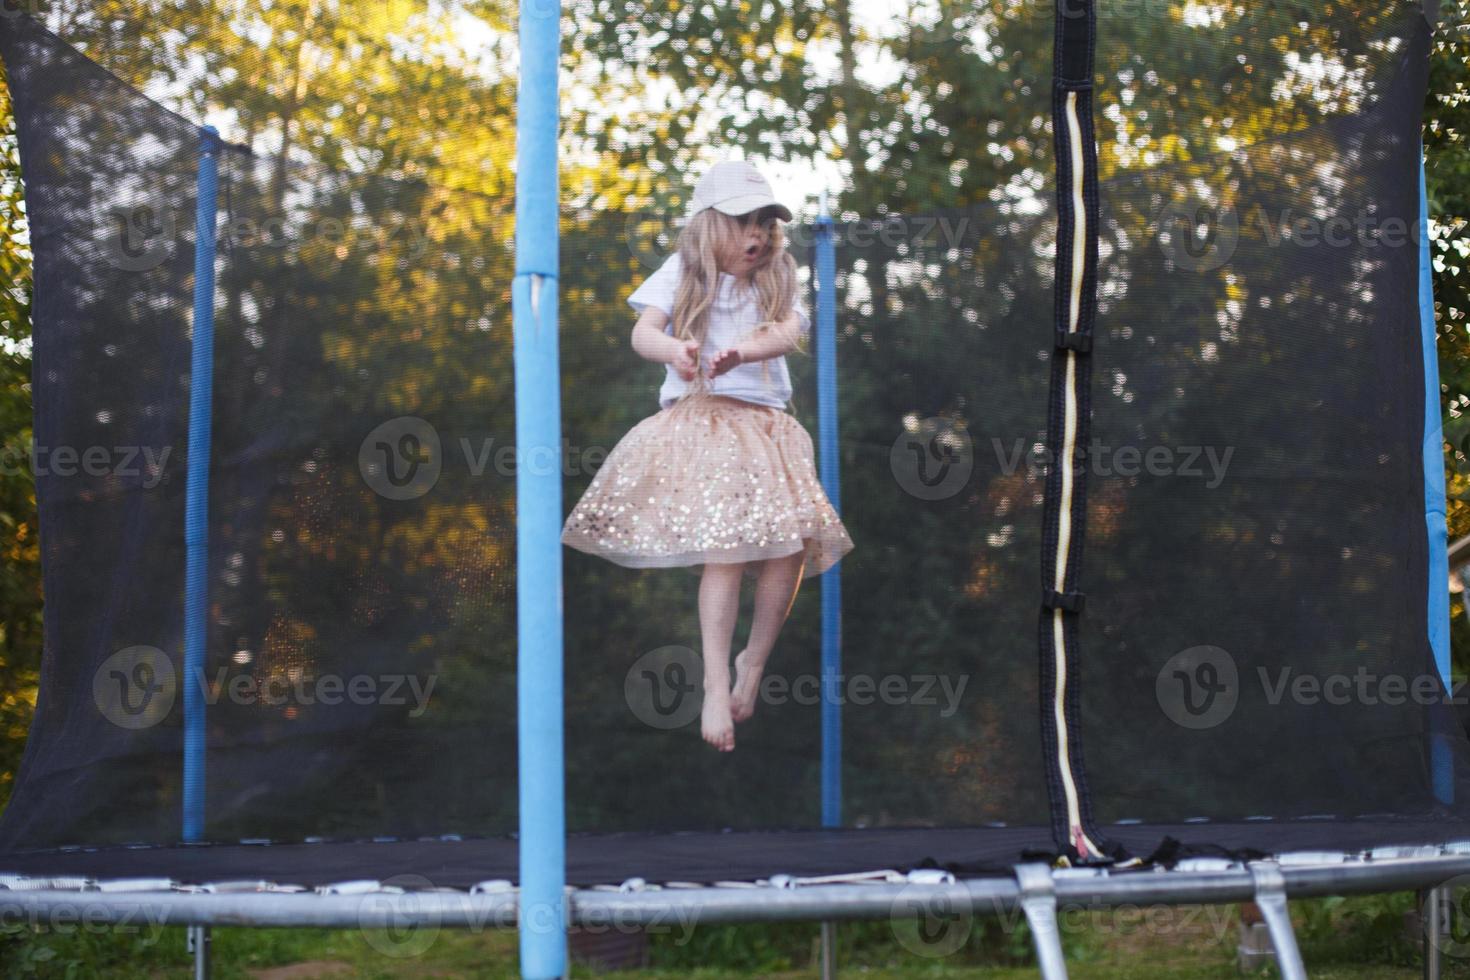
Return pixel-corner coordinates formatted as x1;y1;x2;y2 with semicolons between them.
628;252;810;410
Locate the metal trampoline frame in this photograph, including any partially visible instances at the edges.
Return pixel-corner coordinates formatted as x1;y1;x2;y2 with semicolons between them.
4;846;1470;979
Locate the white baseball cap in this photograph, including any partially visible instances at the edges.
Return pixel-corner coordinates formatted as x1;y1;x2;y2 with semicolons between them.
688;160;793;222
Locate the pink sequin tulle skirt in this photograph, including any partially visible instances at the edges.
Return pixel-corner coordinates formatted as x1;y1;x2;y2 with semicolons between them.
561;392;854;575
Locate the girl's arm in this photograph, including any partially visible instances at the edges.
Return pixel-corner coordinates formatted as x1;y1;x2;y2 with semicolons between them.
738;311;804;362
632;306;700;381
630;306;676;360
708;311;803;378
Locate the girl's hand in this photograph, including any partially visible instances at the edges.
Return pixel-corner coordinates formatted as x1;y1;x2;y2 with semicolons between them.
671;339;701;381
708;346;744;379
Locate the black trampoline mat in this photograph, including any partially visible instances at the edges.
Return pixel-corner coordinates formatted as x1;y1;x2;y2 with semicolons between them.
3;818;1469;889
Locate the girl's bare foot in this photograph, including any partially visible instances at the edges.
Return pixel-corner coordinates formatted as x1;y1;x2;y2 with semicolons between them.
731;649;767;723
702;688;735;751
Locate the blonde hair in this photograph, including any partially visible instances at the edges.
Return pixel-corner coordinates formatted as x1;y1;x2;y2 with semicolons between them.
670;209;804;387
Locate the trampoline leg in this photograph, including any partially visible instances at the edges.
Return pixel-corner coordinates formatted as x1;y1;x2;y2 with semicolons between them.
1247;862;1306;980
1015;864;1068;980
1423;886;1444;980
820;920;836;980
187;925;211;980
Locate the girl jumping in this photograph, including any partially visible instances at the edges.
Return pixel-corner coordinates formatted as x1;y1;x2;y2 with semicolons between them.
562;160;854;752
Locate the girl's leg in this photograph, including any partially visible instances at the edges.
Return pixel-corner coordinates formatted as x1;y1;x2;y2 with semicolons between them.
731;550;806;723
698;560;745;751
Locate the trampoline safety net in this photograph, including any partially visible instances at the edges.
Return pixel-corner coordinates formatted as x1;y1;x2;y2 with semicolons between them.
0;0;1466;888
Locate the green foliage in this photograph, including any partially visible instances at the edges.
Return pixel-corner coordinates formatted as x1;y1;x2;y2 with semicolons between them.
0;920;179;979
1295;892;1419;969
0;897;1465;977
1429;2;1470;675
1430;2;1470;411
0;59;38;816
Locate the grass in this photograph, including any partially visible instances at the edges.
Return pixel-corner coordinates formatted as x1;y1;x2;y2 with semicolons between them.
5;894;1470;978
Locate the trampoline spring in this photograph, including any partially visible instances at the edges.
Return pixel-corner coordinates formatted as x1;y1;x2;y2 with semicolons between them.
471;879;516;894
315;879;400;896
0;875;94;891
95;878;179;893
1275;851;1352;866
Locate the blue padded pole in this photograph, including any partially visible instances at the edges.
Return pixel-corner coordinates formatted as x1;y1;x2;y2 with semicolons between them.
815;195;842;827
1420;141;1453;804
513;0;565;975
183;126;221;843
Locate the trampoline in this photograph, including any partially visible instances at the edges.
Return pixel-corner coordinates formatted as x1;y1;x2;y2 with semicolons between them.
0;0;1466;977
